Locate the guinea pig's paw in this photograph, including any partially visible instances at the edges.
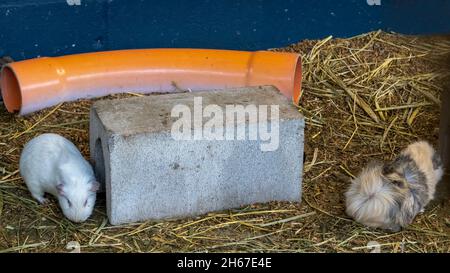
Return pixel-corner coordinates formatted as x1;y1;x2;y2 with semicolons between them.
37;197;50;205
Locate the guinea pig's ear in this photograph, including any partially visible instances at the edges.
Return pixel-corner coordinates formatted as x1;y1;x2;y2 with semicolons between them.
56;183;65;196
90;181;100;192
383;154;411;175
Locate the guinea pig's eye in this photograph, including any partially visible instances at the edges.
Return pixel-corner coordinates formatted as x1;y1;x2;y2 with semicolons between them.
83;199;88;207
392;180;406;188
65;198;72;207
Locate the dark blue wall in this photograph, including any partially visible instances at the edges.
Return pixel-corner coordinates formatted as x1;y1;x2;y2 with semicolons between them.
1;0;450;60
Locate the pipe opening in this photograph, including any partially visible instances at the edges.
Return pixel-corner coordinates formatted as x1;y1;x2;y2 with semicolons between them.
292;56;302;104
93;138;106;187
1;66;22;113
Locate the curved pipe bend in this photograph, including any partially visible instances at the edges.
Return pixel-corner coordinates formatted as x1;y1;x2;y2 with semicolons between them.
1;49;302;115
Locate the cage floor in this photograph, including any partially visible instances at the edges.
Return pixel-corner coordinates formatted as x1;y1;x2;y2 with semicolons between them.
0;31;449;253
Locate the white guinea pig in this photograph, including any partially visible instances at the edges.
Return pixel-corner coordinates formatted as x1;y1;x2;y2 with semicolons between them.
19;133;100;223
345;141;444;231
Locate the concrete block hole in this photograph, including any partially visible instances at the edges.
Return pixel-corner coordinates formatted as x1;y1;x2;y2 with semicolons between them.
93;138;106;187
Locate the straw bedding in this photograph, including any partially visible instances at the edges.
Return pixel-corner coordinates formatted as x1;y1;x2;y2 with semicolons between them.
0;31;449;252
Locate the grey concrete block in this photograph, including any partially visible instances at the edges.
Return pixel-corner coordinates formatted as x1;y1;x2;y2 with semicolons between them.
90;86;305;225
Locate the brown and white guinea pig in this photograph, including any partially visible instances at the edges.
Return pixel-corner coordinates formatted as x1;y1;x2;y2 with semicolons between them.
345;141;444;231
19;133;100;223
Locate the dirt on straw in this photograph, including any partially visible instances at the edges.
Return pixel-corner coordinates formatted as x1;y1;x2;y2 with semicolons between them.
0;31;449;253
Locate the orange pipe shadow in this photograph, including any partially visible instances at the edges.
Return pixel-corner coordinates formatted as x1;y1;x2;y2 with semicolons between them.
1;49;302;115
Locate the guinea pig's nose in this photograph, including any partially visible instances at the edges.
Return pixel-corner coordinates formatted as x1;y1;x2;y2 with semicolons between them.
69;214;87;223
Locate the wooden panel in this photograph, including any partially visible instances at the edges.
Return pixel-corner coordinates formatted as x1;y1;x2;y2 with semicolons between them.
1;0;450;60
437;89;450;201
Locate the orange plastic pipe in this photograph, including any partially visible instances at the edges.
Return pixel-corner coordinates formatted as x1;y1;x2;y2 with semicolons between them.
1;49;302;115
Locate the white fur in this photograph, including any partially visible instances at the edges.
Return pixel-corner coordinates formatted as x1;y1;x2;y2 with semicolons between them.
19;133;99;223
